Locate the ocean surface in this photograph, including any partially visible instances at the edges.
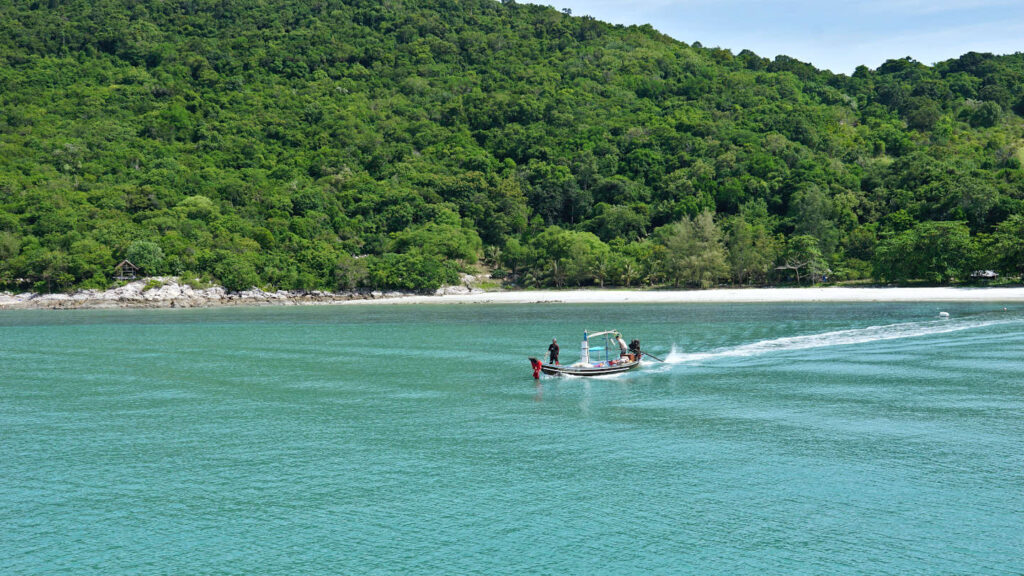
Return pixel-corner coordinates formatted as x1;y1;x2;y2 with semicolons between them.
1;302;1022;574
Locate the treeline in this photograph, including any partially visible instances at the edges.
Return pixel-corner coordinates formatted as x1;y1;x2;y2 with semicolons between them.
0;0;1022;292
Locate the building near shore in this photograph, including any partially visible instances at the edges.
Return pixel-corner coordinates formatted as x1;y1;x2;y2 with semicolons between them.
114;260;139;281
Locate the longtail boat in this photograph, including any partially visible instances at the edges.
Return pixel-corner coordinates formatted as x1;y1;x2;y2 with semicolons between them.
529;330;642;378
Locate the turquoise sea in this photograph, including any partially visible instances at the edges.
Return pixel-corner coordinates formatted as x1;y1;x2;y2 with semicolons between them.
2;302;1022;574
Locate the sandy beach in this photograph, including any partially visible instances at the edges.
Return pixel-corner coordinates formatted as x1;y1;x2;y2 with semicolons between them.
3;281;1024;310
352;286;1024;305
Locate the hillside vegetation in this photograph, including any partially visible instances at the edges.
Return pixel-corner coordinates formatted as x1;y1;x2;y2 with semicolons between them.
1;0;1022;292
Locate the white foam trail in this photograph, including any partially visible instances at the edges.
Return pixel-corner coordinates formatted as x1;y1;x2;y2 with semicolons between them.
664;317;1013;365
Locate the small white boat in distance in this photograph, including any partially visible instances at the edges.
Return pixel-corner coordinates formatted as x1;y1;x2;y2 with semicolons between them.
939;311;950;318
529;330;642;378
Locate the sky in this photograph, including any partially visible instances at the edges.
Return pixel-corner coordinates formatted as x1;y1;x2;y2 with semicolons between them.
541;0;1024;74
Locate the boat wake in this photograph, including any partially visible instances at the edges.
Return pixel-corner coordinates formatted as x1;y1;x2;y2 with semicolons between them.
663;316;1015;365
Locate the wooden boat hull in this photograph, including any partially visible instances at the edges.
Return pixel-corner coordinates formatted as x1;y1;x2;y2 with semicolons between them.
530;357;640;377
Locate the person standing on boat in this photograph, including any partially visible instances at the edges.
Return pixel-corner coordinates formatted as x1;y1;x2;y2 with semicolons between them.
548;338;559;365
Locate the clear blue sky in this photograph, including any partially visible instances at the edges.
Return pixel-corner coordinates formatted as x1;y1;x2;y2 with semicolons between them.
541;0;1024;74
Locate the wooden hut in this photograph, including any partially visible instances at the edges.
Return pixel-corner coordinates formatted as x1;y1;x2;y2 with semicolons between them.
114;260;140;280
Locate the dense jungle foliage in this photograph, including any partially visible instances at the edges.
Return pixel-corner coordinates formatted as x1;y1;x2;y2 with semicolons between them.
1;0;1023;292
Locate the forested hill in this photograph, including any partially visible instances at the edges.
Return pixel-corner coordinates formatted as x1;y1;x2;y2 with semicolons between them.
1;0;1022;292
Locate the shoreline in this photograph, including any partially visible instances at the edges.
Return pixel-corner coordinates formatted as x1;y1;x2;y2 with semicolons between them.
359;286;1024;305
3;279;1024;310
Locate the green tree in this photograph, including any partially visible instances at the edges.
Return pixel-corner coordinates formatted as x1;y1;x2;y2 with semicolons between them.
724;216;779;284
986;215;1024;277
585;203;649;242
655;212;729;288
528;227;609;287
389;222;482;264
779;235;825;284
905;98;942;131
125;241;165;276
969;101;1002;128
501;238;530;276
873;221;975;283
69;239;114;287
215;255;261;292
367;253;458;292
334;253;370;290
788;184;838;258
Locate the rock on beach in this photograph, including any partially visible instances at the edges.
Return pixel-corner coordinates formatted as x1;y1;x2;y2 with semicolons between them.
0;277;423;310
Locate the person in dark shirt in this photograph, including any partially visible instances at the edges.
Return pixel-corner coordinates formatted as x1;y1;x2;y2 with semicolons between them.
548;338;559;365
629;339;641;361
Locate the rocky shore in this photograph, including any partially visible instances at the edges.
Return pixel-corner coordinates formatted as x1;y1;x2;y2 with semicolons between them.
0;276;485;310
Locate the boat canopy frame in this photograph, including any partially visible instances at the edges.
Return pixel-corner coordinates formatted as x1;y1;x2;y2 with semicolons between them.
579;329;629;365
